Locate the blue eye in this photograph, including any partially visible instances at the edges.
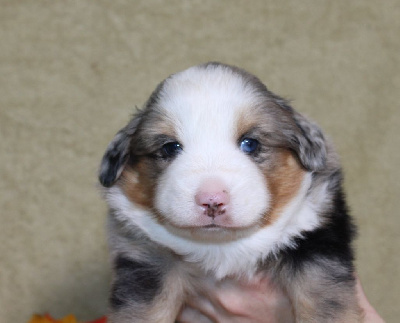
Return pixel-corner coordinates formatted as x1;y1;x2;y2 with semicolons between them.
240;138;259;154
161;142;183;158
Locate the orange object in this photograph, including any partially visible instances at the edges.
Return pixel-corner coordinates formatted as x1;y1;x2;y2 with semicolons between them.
88;317;107;323
28;314;107;323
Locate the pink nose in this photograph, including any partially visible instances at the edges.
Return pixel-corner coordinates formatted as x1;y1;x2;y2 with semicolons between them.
195;181;230;218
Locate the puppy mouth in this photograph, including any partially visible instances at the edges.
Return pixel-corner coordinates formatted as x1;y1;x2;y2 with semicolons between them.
199;223;225;230
168;223;234;231
171;222;259;242
184;221;261;233
164;217;262;231
202;224;219;228
180;222;245;230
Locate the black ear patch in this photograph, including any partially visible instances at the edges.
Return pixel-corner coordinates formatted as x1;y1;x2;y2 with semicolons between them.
99;131;131;187
99;114;142;188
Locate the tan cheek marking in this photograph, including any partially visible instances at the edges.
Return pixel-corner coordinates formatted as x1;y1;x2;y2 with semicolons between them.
263;150;305;225
119;162;155;209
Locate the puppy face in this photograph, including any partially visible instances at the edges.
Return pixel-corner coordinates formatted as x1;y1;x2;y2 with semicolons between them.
100;63;327;243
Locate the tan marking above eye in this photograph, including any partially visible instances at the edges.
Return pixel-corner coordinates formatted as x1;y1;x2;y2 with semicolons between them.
235;108;260;140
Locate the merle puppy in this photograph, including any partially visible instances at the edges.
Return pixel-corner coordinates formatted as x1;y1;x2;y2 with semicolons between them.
99;63;361;322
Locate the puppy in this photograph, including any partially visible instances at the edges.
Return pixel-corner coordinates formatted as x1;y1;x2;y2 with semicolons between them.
99;62;362;322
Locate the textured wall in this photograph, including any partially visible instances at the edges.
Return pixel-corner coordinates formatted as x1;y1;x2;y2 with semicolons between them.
1;1;399;322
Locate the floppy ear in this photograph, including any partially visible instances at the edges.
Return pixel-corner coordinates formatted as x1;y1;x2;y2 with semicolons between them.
99;114;142;188
273;100;327;172
289;110;327;171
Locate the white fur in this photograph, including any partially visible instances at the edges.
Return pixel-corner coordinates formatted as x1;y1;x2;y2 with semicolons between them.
106;172;324;280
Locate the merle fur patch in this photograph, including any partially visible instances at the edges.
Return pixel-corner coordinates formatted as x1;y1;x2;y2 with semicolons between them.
110;256;163;309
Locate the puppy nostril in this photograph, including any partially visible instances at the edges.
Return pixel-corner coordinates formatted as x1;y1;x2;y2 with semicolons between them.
195;181;230;218
201;202;226;218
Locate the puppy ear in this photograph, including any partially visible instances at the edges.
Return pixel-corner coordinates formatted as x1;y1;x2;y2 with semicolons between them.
274;101;327;172
99;114;142;187
287;109;327;171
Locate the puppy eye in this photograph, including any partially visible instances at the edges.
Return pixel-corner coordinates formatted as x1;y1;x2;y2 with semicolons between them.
240;138;259;154
161;142;183;159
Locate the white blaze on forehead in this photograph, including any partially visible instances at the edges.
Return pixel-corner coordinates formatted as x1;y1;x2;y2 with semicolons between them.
158;66;261;147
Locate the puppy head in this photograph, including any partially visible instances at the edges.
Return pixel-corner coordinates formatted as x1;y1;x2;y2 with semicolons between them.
99;63;327;241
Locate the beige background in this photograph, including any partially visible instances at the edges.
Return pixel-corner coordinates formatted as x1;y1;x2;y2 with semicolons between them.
1;1;399;322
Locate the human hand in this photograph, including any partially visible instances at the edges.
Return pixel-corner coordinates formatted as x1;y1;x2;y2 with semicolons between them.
176;274;293;323
177;274;385;323
355;276;385;323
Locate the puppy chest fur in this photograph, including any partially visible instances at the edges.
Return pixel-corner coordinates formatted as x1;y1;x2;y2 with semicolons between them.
99;62;362;322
